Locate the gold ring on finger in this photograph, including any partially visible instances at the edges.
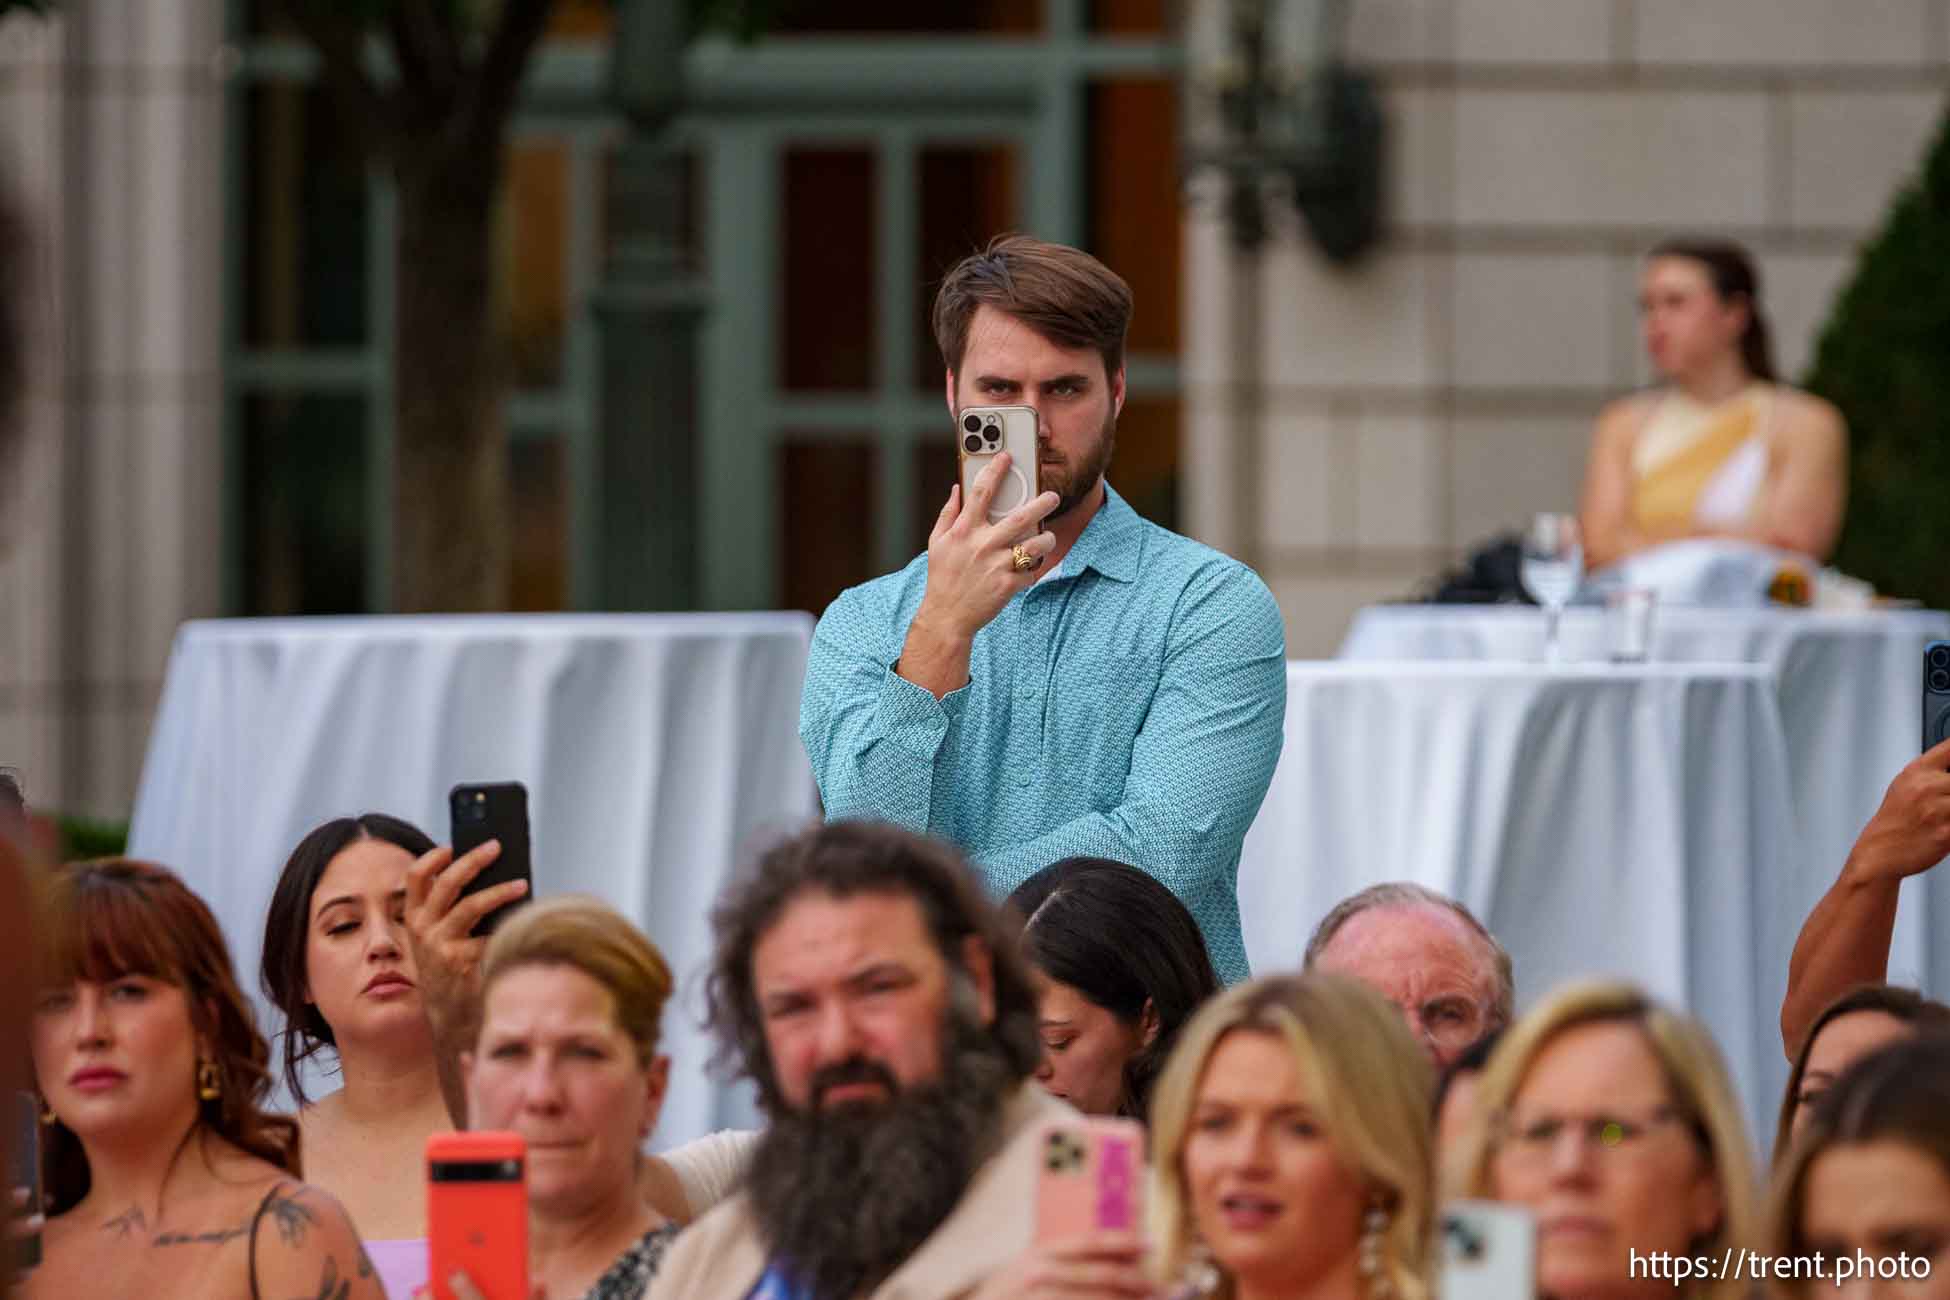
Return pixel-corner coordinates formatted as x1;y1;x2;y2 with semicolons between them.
1011;544;1035;573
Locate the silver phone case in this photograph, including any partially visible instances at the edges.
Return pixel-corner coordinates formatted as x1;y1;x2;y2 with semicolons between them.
955;405;1041;524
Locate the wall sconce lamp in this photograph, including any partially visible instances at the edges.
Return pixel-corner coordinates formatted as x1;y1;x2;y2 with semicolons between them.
1180;0;1386;262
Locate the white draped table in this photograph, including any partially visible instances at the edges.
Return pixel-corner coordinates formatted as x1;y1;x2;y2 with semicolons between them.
1237;661;1811;1136
128;614;820;1148
1340;605;1950;1003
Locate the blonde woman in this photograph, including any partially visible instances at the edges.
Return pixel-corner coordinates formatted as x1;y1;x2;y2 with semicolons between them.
1451;981;1759;1300
1149;973;1435;1300
434;896;682;1300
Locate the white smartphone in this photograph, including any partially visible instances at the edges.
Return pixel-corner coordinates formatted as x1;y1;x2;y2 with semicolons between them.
1438;1200;1534;1300
956;405;1040;524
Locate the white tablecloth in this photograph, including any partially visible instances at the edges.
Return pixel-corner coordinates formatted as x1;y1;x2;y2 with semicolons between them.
1237;662;1808;1136
1340;605;1950;1002
128;614;820;1148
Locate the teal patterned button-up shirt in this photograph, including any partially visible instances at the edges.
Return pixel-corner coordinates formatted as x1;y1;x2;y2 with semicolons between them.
799;485;1287;984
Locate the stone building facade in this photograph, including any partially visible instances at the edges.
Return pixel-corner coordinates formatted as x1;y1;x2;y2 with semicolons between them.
0;1;225;818
1185;0;1948;655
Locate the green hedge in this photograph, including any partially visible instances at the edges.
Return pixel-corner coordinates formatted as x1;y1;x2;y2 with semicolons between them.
1804;100;1950;609
56;814;128;860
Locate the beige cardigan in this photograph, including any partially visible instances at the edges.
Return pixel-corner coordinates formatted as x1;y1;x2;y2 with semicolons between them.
648;1083;1076;1300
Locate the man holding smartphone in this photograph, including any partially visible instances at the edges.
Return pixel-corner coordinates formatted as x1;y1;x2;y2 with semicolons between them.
799;235;1286;984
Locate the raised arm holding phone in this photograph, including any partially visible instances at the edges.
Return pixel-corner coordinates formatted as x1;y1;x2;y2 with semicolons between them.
800;236;1287;986
1780;735;1950;1056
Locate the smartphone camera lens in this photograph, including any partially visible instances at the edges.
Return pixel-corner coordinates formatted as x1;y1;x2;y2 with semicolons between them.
1932;668;1950;693
963;414;982;434
983;421;1000;445
1931;646;1950;671
963;433;983;453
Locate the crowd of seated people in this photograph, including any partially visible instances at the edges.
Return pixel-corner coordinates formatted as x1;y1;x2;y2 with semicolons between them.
9;803;1950;1300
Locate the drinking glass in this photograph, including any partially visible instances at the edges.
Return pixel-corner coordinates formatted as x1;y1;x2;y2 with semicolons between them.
1521;513;1584;665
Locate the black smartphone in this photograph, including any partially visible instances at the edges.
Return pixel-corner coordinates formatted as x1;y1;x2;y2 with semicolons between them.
9;1090;41;1274
1925;642;1950;753
447;782;534;938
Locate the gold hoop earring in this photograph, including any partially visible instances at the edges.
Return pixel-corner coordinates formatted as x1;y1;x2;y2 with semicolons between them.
197;1059;222;1102
37;1094;57;1125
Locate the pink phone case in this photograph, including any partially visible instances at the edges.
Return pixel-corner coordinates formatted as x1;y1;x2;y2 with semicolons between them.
1035;1117;1145;1241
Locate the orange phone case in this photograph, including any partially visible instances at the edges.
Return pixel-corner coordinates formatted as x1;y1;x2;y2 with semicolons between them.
427;1131;528;1300
1035;1117;1146;1242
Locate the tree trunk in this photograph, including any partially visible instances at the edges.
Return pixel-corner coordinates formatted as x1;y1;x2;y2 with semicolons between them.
392;153;506;612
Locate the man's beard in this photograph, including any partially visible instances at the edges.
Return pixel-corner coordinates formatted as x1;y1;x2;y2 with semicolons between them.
1038;404;1116;524
745;1006;1020;1300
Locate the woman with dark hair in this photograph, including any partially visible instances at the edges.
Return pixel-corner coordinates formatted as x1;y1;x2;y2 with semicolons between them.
1773;983;1950;1160
1580;238;1847;570
1767;1033;1950;1299
24;860;382;1300
259;813;452;1289
1003;857;1221;1119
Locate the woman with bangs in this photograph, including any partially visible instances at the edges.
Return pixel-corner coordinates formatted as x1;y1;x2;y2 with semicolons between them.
21;859;383;1300
1148;973;1436;1300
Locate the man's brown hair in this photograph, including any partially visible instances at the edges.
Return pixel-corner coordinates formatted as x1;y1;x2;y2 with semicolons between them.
930;234;1133;380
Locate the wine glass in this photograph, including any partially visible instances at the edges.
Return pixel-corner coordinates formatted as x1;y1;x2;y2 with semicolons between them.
1521;513;1584;665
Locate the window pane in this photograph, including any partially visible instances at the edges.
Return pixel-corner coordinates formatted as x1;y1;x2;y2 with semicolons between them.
1087;80;1180;354
243;82;369;347
1091;0;1168;33
241;395;368;615
509;437;568;611
547;0;614;38
1110;397;1180;531
916;145;1021;390
773;0;1040;34
780;438;876;614
782;149;877;393
502;143;571;389
911;437;960;554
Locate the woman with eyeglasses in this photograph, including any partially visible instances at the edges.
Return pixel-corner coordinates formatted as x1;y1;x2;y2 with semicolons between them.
1451;980;1760;1300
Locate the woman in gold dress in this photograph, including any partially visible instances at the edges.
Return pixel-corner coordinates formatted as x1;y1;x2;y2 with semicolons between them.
1580;240;1847;572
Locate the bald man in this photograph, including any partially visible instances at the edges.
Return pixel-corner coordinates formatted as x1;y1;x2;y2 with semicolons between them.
1304;882;1514;1067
